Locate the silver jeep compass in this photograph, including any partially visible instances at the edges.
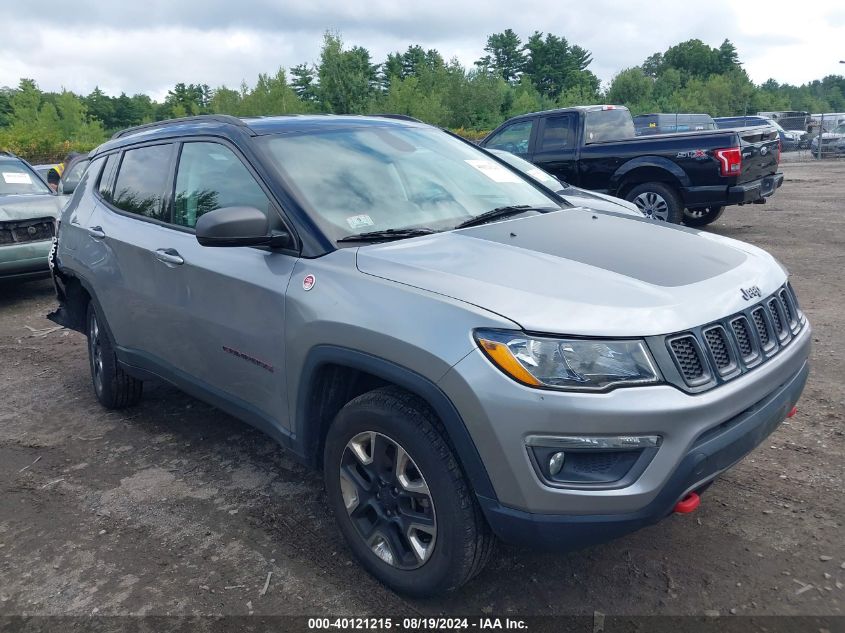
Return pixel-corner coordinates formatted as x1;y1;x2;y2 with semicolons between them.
50;114;810;596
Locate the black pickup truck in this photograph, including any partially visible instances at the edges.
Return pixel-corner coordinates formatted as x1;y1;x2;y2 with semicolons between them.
480;105;783;226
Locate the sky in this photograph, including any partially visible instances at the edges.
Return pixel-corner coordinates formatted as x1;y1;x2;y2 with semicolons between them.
1;0;844;101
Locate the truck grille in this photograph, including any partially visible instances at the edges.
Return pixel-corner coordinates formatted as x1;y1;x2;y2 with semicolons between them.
0;217;55;246
664;283;805;391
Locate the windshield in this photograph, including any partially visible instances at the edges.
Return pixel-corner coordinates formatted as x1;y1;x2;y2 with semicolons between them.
832;124;845;134
259;126;560;242
0;159;51;195
584;108;636;143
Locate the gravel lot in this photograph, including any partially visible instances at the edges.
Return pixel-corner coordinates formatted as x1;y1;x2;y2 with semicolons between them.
0;159;843;618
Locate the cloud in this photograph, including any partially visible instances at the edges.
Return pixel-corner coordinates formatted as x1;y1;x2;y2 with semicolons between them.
0;0;842;98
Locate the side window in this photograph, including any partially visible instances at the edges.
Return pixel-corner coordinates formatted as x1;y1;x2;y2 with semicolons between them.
97;153;119;199
484;121;533;156
111;144;174;221
539;116;574;151
173;142;271;229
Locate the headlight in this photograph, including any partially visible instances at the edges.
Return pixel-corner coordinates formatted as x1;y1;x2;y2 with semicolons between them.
475;329;661;391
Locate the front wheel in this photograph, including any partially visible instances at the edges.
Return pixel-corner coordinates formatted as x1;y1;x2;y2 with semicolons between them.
683;205;725;227
625;182;684;224
323;387;493;596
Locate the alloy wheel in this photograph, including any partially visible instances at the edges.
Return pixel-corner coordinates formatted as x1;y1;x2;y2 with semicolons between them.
88;312;104;394
633;191;670;221
339;431;437;570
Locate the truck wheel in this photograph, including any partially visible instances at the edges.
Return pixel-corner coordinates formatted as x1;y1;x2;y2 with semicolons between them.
323;386;493;596
626;183;683;224
683;206;725;227
86;302;143;409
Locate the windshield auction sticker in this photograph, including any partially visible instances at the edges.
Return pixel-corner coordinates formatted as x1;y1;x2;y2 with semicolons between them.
2;172;32;184
464;159;522;183
346;214;375;230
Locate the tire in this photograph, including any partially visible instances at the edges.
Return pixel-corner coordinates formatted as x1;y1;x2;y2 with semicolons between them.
683;205;725;227
86;302;143;409
323;386;494;596
625;182;684;224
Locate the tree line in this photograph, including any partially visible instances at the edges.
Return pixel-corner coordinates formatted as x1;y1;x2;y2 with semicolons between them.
1;30;843;161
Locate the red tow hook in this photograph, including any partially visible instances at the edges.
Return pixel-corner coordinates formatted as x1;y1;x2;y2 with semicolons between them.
674;492;700;514
787;406;797;418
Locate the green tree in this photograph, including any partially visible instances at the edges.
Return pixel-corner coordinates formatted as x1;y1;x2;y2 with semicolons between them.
290;63;319;103
481;29;524;83
606;68;653;111
523;32;597;99
240;69;305;115
318;32;378;113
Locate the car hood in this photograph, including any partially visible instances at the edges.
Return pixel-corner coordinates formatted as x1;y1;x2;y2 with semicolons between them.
558;186;642;217
356;208;787;337
0;194;64;222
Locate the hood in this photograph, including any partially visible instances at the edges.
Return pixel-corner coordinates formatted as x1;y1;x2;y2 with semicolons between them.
0;194;65;222
558;186;642;217
356;209;787;337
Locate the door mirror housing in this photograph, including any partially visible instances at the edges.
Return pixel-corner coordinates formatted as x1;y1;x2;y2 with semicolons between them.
195;206;290;248
59;179;78;195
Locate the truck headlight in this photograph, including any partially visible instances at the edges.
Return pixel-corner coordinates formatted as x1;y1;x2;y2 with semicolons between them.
475;330;661;391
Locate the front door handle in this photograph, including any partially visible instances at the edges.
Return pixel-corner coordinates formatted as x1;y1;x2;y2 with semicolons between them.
154;248;184;266
85;226;105;239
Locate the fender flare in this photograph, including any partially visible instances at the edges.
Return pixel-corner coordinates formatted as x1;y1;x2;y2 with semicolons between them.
296;345;498;501
610;156;692;195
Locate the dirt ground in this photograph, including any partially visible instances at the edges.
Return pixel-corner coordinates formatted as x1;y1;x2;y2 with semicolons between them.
0;159;843;619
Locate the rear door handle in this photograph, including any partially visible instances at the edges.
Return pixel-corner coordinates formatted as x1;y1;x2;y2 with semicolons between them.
154;248;184;266
86;226;105;239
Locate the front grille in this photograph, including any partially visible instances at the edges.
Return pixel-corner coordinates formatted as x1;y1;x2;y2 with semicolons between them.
778;289;797;329
664;283;806;391
768;298;784;337
669;336;705;382
0;217;55;246
752;307;771;347
731;317;754;358
704;326;732;372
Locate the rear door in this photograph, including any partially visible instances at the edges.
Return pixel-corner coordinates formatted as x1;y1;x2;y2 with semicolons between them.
530;114;578;184
86;142;178;358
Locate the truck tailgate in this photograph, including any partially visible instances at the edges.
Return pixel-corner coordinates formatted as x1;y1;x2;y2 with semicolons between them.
737;126;780;184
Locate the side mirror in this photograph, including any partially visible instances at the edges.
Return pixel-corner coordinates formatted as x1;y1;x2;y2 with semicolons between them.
59;179;78;195
195;206;291;248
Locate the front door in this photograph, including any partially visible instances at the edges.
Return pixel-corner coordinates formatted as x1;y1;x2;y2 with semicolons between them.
148;140;298;433
531;114;578;185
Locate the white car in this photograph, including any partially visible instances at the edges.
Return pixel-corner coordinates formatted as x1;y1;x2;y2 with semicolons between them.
487;149;644;217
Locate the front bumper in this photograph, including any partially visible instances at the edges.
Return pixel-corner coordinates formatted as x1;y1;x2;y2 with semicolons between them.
0;240;52;280
475;359;808;549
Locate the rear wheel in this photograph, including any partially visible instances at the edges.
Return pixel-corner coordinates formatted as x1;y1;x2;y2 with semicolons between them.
626;182;684;224
683;205;725;227
86;302;143;409
323;387;493;596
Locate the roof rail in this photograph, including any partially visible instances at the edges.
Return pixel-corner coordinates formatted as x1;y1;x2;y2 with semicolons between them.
370;114;423;123
110;114;251;140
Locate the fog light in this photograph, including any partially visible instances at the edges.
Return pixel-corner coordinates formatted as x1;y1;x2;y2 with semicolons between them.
549;452;566;476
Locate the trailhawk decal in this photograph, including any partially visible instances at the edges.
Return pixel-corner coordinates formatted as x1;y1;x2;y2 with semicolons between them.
222;346;274;372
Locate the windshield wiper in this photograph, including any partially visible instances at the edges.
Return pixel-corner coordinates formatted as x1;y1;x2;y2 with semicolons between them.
336;227;436;243
454;205;547;229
